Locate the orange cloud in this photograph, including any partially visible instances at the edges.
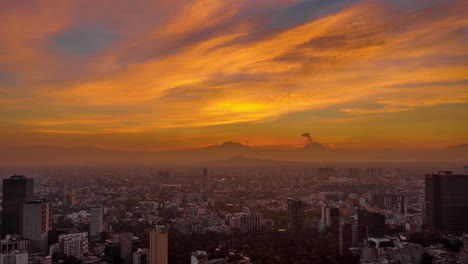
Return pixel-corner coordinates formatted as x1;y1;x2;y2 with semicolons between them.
0;0;467;149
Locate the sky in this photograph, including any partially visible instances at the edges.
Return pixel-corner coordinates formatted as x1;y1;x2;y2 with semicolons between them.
0;0;467;151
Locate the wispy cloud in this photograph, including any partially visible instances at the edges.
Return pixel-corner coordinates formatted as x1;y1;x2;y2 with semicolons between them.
0;0;467;149
340;107;412;115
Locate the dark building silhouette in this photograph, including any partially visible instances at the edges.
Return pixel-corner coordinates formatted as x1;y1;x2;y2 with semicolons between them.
2;175;34;237
321;206;340;230
340;222;368;255
425;171;468;233
287;199;305;233
358;209;385;238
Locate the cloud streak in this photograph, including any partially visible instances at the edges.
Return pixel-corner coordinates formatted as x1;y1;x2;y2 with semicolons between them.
0;0;467;149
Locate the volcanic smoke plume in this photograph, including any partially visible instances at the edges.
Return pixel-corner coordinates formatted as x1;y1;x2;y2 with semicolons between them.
301;133;312;143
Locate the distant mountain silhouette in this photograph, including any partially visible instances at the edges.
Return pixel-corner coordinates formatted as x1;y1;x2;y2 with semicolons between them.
0;141;467;165
447;144;468;150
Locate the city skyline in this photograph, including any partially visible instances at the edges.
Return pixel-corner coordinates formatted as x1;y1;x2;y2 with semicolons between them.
1;0;467;151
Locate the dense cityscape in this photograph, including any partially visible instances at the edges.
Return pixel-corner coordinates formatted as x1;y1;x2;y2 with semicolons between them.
1;159;467;264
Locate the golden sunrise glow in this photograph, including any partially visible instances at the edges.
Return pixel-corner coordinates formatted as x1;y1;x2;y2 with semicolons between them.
0;0;467;150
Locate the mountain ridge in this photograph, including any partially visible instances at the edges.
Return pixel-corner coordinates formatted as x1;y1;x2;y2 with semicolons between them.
0;141;466;165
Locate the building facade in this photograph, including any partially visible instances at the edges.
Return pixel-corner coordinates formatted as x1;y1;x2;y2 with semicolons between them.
287;199;305;233
425;171;468;233
20;199;50;253
90;206;103;239
2;176;34;237
150;227;167;264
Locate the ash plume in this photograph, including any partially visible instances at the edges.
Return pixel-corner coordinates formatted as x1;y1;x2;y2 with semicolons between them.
301;132;312;143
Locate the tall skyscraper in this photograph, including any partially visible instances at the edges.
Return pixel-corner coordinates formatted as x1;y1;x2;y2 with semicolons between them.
90;206;103;239
340;222;368;255
1;175;34;237
287;199;305;233
239;214;262;233
425;171;468;233
52;232;88;257
118;232;133;264
358;209;386;238
20;199;51;253
150;227;168;264
321;206;340;230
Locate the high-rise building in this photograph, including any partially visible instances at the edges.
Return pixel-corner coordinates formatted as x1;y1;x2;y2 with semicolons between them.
104;237;122;264
150;227;168;264
340;222;368;255
118;232;133;264
239;214;261;233
358;209;385;238
2;176;34;237
287;199;305;233
90;206;103;239
425;171;468;233
20;199;51;253
56;232;88;257
321;206;340;230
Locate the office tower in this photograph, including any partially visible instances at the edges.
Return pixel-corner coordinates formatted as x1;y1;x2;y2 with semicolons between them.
340;222;368;255
425;171;468;233
56;232;88;257
2;176;34;237
366;168;384;178
105;237;122;264
118;233;133;264
21;199;51;253
321;206;340;230
358;209;386;238
150;227;168;264
90;206;103;239
239;214;262;233
287;199;305;233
